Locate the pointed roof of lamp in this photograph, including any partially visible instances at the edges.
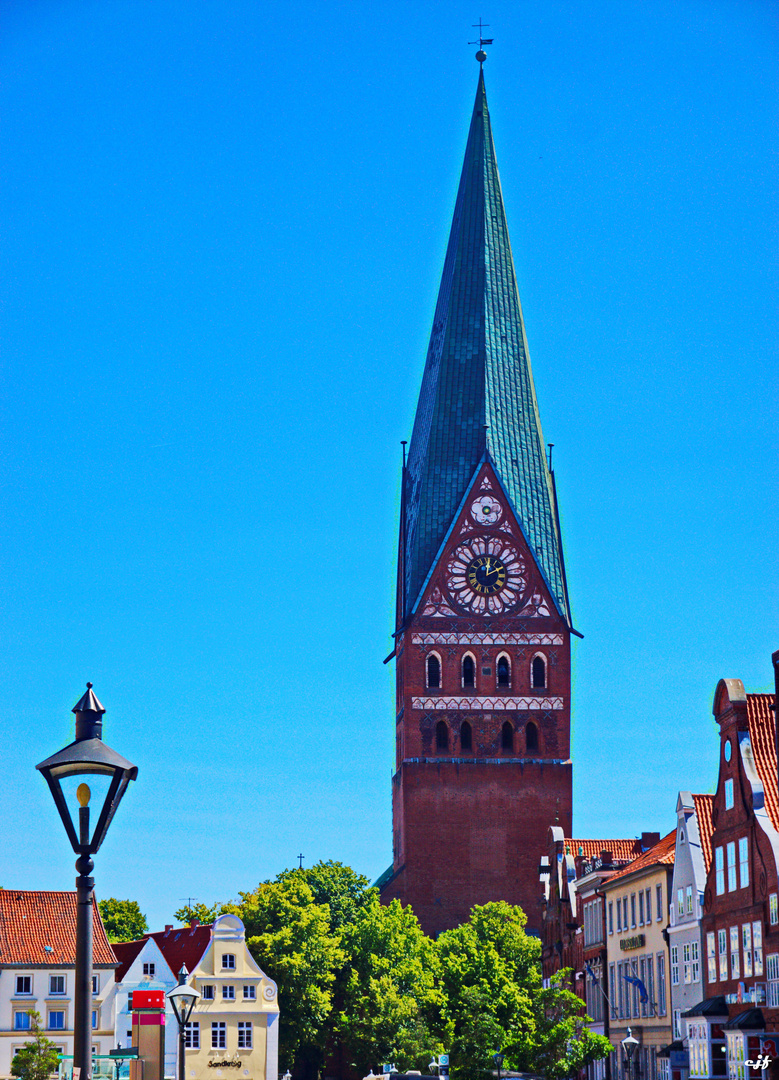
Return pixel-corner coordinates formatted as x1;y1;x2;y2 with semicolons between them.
403;66;570;623
72;682;105;715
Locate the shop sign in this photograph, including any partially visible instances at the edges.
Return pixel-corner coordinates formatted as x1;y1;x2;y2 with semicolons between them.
619;934;645;951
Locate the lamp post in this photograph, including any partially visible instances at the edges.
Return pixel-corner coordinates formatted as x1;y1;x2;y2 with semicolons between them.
36;684;138;1080
492;1049;505;1080
168;966;201;1080
621;1028;639;1079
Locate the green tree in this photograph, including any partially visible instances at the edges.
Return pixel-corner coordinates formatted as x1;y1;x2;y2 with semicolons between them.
174;901;224;925
10;1012;59;1080
335;894;449;1074
276;861;371;932
437;902;541;1078
526;971;612;1080
226;876;344;1078
98;898;148;943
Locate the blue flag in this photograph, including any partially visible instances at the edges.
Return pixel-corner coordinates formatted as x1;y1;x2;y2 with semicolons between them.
622;973;649;1003
584;962;599;983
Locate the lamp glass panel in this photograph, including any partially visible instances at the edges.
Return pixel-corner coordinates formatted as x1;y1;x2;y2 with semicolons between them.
58;773;115;824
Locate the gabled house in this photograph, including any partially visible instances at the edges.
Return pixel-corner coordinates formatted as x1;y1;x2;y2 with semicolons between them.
108;935;181;1076
693;675;778;1078
668;791;714;1068
0;890;117;1078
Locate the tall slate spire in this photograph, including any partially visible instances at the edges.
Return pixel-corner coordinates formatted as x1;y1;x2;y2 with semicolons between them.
403;68;571;624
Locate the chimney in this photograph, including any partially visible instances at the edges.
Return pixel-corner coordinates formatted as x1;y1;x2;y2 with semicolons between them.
189;918;200;930
601;850;613;866
641;832;660;851
164;925;173;934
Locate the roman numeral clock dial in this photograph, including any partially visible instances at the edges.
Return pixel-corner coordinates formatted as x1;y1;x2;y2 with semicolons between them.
447;536;526;615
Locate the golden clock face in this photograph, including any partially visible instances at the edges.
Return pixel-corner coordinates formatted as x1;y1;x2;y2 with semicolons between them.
447;538;526;614
466;554;507;595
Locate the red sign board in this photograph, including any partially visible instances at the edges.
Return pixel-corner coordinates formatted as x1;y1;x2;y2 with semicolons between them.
132;989;165;1010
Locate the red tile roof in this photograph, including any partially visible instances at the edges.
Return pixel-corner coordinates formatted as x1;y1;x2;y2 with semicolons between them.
605;830;677;883
569;839;645;862
144;925;211;977
112;939;147;983
0;891;117;966
748;694;778;833
692;793;715;870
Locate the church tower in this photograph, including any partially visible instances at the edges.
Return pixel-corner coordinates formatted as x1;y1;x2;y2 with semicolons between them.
378;59;575;937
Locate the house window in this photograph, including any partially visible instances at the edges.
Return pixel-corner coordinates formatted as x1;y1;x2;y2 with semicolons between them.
221;954;236;970
673;1009;681;1040
683;942;691;984
730;926;740;979
48;1012;65;1031
647;955;654;1012
497;655;510;687
677;888;684;917
609;965;616;1018
462;655;475;688
143;963;155;977
460;721;473;751
243;985;256;1000
691;939;700;983
49;976;65;995
742;924;753;978
531;655;546;689
435;720;449;750
237;1022;252;1049
608;902;613;935
738;837;749;888
639;891;644;925
92;975;99;995
426;655;441;689
754;922;764;975
686;885;693;914
211;1022;226;1049
14;1012;31;1030
92;1010;98;1029
15;976;32;995
707;932;717;983
727;841;737;891
617;899;622;932
657;953;666;1015
770;894;779;925
222;986;235;1001
671;945;679;986
718;928;728;981
645;887;652;923
715;846;724;895
202;985;215;1000
631;894;636;927
184;1022;200;1049
724;778;734;810
525;722;538;752
656;883;663;919
767;953;779;1008
501;721;513;751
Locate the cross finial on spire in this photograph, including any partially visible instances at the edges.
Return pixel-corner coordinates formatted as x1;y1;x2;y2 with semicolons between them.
469;19;494;64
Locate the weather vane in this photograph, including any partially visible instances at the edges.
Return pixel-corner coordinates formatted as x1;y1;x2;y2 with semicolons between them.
469;19;494;63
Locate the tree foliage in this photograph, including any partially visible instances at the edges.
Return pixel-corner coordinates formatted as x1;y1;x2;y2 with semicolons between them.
97;898;148;943
173;901;225;926
526;971;613;1080
11;1012;59;1080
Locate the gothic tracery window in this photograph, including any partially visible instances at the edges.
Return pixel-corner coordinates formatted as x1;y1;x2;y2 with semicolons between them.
462;654;476;688
497;654;510;687
427;654;441;689
531;655;546;689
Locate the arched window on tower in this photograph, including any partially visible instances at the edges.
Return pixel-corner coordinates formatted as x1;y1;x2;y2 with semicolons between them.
427;654;441;689
460;721;473;752
526;721;539;753
436;721;449;751
497;654;510;687
501;721;514;751
531;655;546;689
462;654;476;688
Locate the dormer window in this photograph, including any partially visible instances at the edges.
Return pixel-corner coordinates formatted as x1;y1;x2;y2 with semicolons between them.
221;954;236;971
143;963;155;977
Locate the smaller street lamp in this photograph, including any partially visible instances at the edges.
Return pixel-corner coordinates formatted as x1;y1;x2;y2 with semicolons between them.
168;965;201;1080
492;1049;505;1080
621;1028;639;1079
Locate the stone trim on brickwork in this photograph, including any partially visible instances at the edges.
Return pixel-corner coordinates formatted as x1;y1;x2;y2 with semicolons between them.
412;632;564;646
412;695;563;711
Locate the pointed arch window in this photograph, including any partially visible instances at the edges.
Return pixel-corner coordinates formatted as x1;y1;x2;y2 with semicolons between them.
531;655;546;690
501;721;514;751
436;721;449;751
526;721;539;753
426;654;441;689
462;655;476;689
497;654;510;688
460;721;473;752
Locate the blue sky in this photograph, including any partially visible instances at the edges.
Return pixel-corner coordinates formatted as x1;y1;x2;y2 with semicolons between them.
1;0;776;933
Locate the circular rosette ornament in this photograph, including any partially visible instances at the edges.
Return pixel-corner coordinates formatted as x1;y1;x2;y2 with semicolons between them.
447;537;526;614
470;495;503;525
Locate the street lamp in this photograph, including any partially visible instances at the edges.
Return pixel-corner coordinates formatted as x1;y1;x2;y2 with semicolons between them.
492;1049;505;1080
168;966;201;1080
621;1028;639;1079
37;684;137;1080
